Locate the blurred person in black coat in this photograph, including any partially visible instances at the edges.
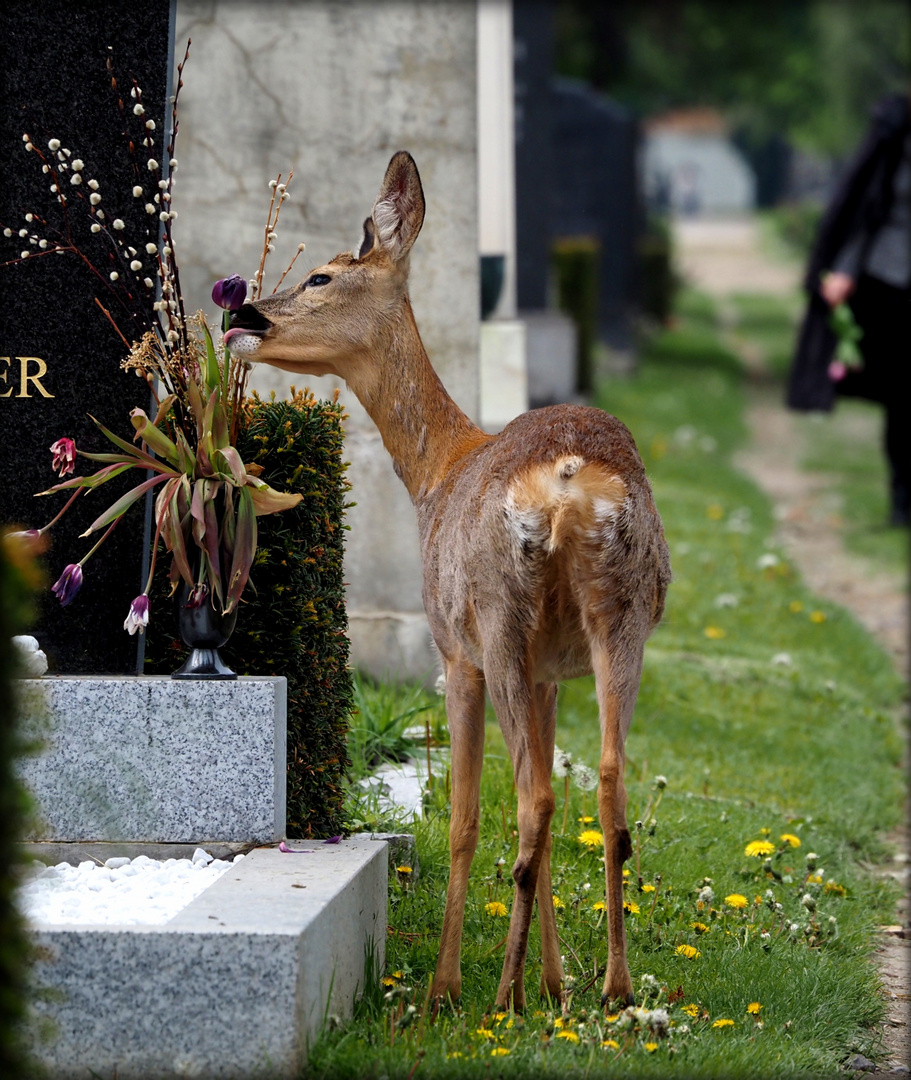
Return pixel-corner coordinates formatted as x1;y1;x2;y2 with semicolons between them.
788;92;910;526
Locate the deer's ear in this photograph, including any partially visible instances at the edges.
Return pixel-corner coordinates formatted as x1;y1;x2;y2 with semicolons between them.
371;151;425;263
357;217;376;259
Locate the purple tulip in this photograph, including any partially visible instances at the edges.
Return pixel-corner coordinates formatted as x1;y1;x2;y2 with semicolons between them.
123;594;150;636
51;563;83;606
212;274;247;311
49;437;77;477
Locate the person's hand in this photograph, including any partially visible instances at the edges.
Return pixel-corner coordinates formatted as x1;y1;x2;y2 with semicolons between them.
820;271;855;307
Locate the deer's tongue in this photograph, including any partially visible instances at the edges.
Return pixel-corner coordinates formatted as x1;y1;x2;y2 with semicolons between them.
223;327;262;355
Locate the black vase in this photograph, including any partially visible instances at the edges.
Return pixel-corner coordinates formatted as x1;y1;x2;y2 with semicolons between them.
171;578;238;680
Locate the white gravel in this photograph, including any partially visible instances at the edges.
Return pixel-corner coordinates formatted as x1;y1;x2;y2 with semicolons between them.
17;848;241;927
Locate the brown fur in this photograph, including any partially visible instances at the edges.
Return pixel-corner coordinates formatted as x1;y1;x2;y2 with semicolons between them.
227;152;671;1011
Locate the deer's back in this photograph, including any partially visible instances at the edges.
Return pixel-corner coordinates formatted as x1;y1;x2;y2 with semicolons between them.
417;405;671;679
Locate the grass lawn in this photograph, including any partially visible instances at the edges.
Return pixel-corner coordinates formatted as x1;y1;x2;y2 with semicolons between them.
305;289;907;1080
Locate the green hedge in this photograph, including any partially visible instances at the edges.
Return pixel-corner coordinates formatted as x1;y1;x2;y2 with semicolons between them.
0;532;41;1079
552;235;600;394
145;391;354;838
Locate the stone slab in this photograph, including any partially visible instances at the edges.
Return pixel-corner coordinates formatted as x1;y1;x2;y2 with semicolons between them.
26;840;388;1079
16;676;286;844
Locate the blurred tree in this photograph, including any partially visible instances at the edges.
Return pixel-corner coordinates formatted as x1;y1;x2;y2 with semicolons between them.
555;0;910;157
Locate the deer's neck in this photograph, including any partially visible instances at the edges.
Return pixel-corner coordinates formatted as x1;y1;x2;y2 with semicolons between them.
348;298;490;503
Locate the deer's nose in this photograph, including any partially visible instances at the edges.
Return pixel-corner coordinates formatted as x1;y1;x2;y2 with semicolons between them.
229;303;274;335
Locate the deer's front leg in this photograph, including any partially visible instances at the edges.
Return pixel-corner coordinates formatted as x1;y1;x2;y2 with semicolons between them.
430;658;486;1005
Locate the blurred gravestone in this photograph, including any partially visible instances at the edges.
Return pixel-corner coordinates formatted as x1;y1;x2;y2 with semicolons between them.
1;1;173;674
551;77;641;352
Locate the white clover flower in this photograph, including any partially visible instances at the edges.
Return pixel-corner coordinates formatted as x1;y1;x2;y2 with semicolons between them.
147;158;159;170
48;138;61;150
112;219;125;230
69;174;83;185
89;193;101;205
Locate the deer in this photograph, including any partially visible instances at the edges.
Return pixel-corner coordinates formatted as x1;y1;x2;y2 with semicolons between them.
225;151;671;1013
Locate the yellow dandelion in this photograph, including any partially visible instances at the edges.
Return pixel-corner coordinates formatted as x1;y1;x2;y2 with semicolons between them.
725;893;748;909
824;881;847;896
788;600;804;613
578;815;595;824
578;829;604;848
592;900;606;911
691;921;710;933
810;610;827;623
707;503;724;520
744;840;775;858
553;1017;566;1029
485;901;508;917
644;1041;659;1052
641;883;656;893
624;900;640;914
704;625;726;639
602;1039;620;1049
676;944;700;959
713;1018;735;1028
681;1003;700;1018
747;1002;762;1015
381;976;398;987
759;827;771;835
491;1047;511;1056
605;1013;620;1022
475;1028;496;1040
622;867;630;877
556;1030;580;1043
396;865;413;874
552;895;564;909
780;833;801;848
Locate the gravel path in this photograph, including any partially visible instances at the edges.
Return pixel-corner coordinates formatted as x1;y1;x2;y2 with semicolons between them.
675;215;909;1073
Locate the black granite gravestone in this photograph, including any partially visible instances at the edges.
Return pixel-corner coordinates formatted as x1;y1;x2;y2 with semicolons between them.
1;1;174;674
551;77;642;351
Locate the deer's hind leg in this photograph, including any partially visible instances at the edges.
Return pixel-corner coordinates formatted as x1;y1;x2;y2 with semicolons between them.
485;663;557;1012
533;681;564;1002
590;629;647;1009
431;656;486;1005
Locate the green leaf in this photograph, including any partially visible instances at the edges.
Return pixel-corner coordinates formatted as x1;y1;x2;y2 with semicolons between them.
130;408;180;465
199;319;221;394
224;485;257;614
79;471;173;536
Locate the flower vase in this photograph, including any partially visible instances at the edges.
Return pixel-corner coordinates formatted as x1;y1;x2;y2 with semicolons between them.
171;577;238;680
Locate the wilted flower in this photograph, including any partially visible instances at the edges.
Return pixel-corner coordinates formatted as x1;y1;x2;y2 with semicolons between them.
212;273;248;311
123;594;150;635
49;437;76;476
51;563;83;606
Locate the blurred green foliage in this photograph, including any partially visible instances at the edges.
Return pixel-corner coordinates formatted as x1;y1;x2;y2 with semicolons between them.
555;0;910;157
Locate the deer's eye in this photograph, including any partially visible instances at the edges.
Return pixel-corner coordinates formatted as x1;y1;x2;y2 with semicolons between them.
307;273;332;287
